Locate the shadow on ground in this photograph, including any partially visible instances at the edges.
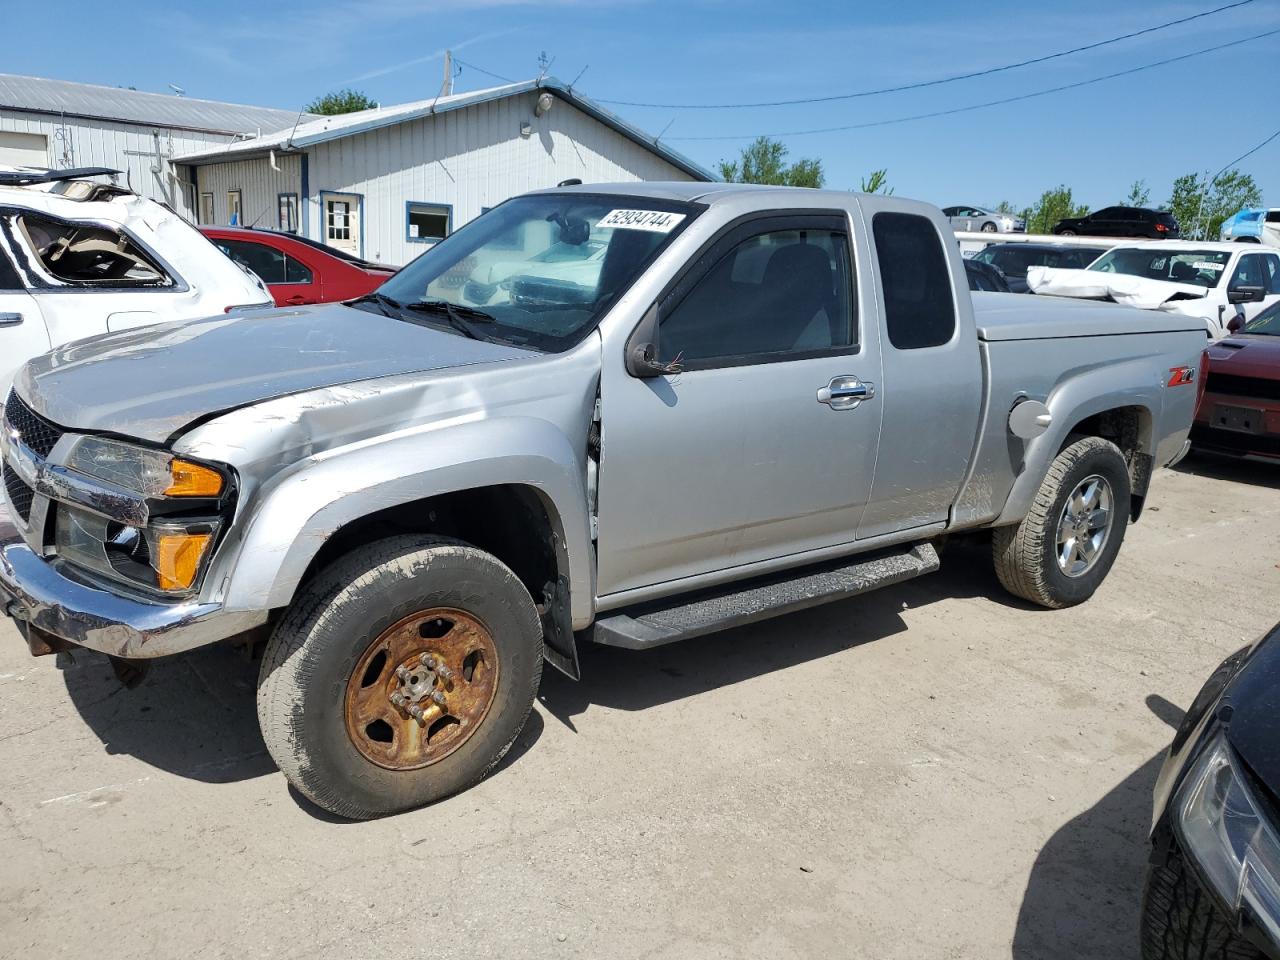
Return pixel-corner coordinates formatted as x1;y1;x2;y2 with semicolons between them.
1173;450;1278;488
538;538;1019;729
1011;694;1184;960
58;540;1016;792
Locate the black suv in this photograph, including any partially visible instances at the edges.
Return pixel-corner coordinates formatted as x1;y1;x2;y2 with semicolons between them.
1053;206;1180;239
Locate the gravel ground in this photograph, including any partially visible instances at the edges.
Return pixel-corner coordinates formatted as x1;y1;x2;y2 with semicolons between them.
1;454;1276;960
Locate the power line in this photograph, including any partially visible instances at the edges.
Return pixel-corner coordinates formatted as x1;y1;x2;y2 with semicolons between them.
666;28;1280;142
453;57;516;85
1213;124;1280;177
600;0;1255;109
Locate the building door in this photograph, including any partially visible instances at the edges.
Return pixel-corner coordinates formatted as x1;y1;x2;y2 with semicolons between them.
324;193;361;256
0;131;49;168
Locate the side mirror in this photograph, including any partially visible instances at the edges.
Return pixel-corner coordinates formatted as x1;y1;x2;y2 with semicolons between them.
1228;284;1266;304
624;302;682;378
1227;315;1245;334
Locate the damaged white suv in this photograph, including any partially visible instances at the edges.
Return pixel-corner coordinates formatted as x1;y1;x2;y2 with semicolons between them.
0;167;272;392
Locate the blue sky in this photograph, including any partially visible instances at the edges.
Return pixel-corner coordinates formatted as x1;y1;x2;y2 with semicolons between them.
9;0;1279;210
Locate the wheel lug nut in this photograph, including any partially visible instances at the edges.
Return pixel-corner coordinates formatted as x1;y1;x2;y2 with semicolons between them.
420;654;436;669
389;692;407;709
435;663;455;681
431;690;447;706
407;704;426;724
395;665;411;682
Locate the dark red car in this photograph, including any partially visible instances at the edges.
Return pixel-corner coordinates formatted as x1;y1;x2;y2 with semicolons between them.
201;226;395;307
1191;301;1280;461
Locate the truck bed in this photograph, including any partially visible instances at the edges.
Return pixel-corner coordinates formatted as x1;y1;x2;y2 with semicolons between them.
971;291;1207;341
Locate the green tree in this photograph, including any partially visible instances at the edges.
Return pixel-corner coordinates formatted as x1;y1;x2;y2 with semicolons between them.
1025;185;1089;235
1124;179;1151;207
305;88;377;115
995;200;1017;214
858;169;893;195
1166;169;1262;240
717;136;824;188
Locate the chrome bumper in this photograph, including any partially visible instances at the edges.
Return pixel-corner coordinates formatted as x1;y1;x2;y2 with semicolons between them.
0;522;266;659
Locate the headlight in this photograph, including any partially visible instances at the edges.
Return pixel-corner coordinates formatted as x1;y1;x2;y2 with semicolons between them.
1176;734;1280;945
65;436;224;498
56;507;219;595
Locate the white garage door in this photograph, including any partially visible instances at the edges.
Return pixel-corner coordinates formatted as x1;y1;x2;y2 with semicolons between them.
0;131;50;168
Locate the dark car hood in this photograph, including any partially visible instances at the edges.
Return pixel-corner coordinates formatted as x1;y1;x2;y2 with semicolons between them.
1209;334;1280;379
1223;623;1280;795
16;303;536;444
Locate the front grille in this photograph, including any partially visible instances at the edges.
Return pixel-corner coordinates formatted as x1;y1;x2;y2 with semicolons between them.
4;391;64;458
2;462;34;522
1205;372;1280;403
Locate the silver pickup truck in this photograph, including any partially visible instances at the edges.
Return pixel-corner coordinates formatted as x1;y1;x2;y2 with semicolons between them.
0;184;1207;818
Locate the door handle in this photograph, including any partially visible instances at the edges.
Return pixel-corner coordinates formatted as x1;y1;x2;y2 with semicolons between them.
0;312;22;327
817;376;876;410
284;295;308;305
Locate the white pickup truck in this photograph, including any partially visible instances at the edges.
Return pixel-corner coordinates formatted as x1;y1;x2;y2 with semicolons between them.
1;183;1208;818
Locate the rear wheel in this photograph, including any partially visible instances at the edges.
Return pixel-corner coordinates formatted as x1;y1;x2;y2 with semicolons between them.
257;535;543;819
993;437;1131;608
981;221;998;233
1058;228;1077;236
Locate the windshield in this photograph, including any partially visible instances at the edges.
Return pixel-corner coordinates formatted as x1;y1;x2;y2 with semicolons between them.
974;246;1062;278
1087;248;1231;289
1244;301;1280;335
373;194;697;351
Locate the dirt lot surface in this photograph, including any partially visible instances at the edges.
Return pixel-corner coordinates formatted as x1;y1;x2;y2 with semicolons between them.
1;454;1277;960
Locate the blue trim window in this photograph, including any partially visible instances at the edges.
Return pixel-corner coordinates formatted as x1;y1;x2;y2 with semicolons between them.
199;192;215;225
406;201;451;244
277;193;299;233
227;190;243;226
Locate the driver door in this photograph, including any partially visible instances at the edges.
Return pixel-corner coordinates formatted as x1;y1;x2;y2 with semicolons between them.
594;213;884;598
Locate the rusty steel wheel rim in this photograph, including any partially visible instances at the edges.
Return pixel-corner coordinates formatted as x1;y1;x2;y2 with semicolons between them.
344;608;500;771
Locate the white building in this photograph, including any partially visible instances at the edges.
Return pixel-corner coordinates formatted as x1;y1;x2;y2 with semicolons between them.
176;79;713;266
0;74;306;221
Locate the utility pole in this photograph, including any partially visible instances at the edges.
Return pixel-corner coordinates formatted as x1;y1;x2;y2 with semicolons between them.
442;50;453;97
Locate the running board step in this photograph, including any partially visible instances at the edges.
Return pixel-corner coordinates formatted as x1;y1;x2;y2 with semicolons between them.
592;542;940;650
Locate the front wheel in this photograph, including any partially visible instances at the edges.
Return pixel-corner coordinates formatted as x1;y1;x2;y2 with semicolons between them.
993;436;1131;608
1057;228;1077;236
257;535;543;819
981;221;998;233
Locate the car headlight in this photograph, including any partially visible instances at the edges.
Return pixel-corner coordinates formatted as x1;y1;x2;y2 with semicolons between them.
1176;734;1280;945
55;437;229;595
64;436;224;498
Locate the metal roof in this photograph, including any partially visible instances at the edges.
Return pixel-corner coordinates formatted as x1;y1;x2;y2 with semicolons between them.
174;78;715;181
0;73;310;137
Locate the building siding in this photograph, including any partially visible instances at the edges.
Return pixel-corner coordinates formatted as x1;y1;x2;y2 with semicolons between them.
194;153;302;228
0;108;237;218
299;93;695;265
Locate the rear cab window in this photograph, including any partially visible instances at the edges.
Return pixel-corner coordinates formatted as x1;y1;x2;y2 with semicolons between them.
872;212;956;350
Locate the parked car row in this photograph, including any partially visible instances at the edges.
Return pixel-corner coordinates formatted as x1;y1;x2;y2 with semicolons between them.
942;205;1025;234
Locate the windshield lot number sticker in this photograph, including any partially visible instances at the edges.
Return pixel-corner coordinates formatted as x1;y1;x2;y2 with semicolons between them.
598;209;686;232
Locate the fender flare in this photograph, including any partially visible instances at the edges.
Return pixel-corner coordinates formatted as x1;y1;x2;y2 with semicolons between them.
211;416;594;626
995;362;1158;527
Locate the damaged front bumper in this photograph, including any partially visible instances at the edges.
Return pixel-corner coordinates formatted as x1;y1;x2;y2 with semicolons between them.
0;522;266;659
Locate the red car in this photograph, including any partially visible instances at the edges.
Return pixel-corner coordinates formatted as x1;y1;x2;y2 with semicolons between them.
1191;301;1280;461
200;226;395;307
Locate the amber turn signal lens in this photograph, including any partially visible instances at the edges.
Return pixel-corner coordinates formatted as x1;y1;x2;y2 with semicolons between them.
154;532;213;591
165;459;224;497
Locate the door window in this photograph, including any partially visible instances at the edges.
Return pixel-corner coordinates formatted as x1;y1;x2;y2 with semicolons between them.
1094;207;1122;221
199;192;215;225
215;239;312;285
873;212;956;350
227;190;242;226
327;200;351;241
658;224;855;367
1262;255;1280;294
1229;254;1265;291
16;213;173;288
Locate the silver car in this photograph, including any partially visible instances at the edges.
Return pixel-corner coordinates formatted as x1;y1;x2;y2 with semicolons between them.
943;205;1025;233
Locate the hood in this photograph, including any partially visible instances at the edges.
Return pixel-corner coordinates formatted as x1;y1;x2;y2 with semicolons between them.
16;302;537;444
1027;266;1213;311
1223;623;1280;798
1208;334;1280;378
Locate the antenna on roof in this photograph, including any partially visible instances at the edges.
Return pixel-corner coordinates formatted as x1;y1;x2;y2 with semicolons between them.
536;51;554;83
568;65;589;92
284;108;306;150
442;50;454;97
168;83;185;97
